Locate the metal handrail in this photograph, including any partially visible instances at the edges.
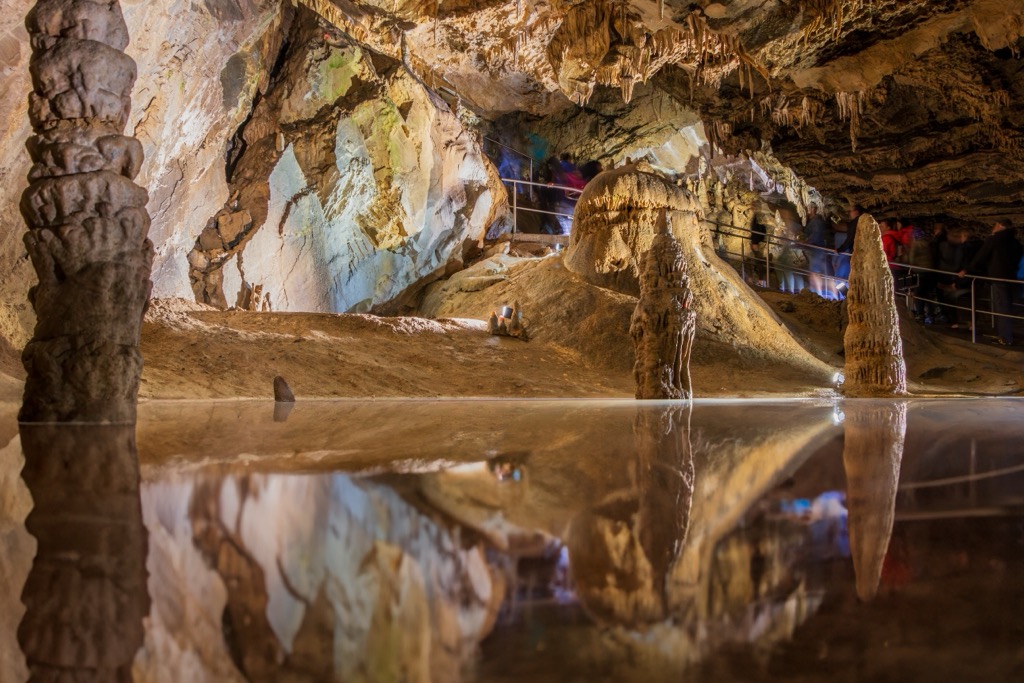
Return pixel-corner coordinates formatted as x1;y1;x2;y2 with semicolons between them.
501;177;580;238
715;220;1024;344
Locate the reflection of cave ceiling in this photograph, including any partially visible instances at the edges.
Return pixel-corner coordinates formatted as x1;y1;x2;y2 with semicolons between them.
305;0;1024;222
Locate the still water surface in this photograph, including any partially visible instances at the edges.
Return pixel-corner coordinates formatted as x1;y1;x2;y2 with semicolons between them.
5;399;1023;682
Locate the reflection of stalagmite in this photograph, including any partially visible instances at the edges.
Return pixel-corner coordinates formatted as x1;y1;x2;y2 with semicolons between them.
567;406;693;627
843;214;907;396
631;210;696;399
842;401;906;601
18;425;149;680
20;0;154;423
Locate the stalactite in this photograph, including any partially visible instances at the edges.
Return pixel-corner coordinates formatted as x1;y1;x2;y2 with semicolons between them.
631;210;697;400
836;90;865;151
843;214;907;397
842;401;906;601
20;0;154;423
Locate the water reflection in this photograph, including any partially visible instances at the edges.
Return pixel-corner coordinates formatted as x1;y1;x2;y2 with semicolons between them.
17;425;148;681
3;399;1022;682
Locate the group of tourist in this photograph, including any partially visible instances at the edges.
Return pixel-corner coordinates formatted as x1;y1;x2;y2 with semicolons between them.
534;154;603;234
788;206;1024;346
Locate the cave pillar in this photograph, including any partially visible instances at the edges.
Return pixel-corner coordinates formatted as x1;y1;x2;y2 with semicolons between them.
19;0;153;423
630;210;697;400
843;214;906;396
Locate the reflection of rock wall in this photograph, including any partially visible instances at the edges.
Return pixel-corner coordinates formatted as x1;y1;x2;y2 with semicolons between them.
0;434;33;682
189;12;505;312
138;472;502;681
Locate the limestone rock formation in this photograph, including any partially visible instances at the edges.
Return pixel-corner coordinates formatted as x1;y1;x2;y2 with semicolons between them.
188;11;506;314
19;0;154;422
273;375;294;402
843;213;907;397
842;401;907;601
563;164;832;378
18;424;149;680
630;211;696;400
565;163;700;296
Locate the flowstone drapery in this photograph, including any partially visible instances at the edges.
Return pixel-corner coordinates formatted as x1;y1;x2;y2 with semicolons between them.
19;0;153;423
843;214;907;396
630;211;696;400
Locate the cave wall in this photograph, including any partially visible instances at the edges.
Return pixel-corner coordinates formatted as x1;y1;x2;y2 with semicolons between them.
0;0;506;347
190;15;506;312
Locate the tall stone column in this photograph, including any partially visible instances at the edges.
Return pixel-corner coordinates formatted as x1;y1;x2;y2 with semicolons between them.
19;0;153;423
630;210;697;400
843;214;906;396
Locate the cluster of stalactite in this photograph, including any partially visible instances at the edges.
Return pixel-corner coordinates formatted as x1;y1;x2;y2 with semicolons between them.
20;0;153;423
630;211;696;401
547;2;763;105
843;214;907;396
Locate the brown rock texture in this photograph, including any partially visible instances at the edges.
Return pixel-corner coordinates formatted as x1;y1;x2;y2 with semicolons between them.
842;400;907;601
19;0;153;422
18;423;148;680
630;211;697;400
843;213;908;397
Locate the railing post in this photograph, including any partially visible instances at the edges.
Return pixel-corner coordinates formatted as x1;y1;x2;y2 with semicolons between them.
970;279;977;344
512;180;518;240
765;238;771;289
741;239;746;281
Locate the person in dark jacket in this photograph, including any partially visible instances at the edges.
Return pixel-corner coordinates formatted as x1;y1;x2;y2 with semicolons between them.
833;204;863;284
802;203;833;296
959;219;1023;345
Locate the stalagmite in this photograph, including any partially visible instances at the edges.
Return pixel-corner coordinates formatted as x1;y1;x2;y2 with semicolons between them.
18;424;148;679
273;375;296;402
841;401;906;601
843;214;907;396
20;0;153;423
630;210;696;400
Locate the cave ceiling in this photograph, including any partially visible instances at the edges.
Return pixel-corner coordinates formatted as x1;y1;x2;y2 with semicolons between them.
298;0;1024;223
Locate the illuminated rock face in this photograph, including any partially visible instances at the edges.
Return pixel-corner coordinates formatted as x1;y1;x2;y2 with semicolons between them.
843;214;907;397
19;0;153;422
631;212;696;400
565;164;701;297
187;13;505;313
18;424;148;680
